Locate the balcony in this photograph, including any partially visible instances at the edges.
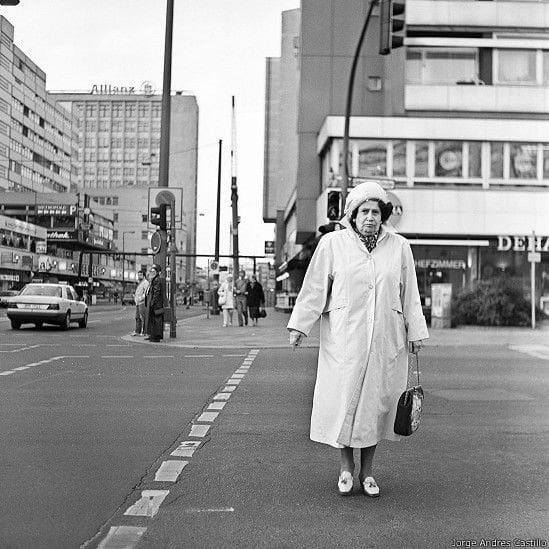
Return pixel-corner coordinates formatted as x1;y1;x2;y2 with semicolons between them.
405;83;549;113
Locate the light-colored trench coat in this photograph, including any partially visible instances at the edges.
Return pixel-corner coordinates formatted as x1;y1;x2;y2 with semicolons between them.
287;223;428;448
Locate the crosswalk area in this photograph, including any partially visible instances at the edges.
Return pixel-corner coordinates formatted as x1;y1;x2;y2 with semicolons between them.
509;344;549;360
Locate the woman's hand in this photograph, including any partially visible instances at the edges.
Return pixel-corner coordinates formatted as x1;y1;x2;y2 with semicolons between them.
408;340;425;354
288;329;306;350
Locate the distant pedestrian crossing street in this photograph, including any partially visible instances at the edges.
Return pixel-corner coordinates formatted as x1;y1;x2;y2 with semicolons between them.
509;344;549;360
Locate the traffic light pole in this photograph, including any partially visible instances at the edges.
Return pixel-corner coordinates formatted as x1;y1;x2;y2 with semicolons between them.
342;0;377;211
168;199;177;338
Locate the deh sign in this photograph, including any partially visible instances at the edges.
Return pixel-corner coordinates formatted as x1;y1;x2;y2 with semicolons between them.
497;235;549;253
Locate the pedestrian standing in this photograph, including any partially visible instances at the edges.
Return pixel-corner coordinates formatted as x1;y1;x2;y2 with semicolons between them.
247;275;265;326
287;181;428;498
218;275;235;327
132;270;149;336
234;270;249;326
145;264;165;343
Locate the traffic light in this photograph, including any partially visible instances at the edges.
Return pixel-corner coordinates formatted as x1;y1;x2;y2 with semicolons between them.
327;190;341;221
379;0;405;56
150;204;167;230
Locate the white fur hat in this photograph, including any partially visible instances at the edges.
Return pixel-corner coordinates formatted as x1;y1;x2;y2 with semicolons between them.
344;181;388;218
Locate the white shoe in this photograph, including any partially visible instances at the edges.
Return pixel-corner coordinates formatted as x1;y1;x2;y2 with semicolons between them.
360;476;379;497
337;471;353;496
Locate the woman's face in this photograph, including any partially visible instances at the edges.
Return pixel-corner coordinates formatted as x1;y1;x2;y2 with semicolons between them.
354;200;382;236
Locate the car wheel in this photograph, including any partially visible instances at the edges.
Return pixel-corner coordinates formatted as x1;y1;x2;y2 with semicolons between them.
35;322;43;329
10;320;21;330
62;311;71;330
78;311;88;328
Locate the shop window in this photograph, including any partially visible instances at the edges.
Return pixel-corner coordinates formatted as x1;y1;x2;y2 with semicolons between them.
435;141;462;177
497;49;536;84
392;140;407;177
414;142;429;177
490;143;504;178
510;143;537;179
356;140;387;177
544;52;549;85
468;142;482;178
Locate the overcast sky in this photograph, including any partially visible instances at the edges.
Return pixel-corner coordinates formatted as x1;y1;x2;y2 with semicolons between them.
1;0;299;265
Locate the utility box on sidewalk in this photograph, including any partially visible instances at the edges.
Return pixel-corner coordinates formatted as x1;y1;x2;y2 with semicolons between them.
431;283;452;329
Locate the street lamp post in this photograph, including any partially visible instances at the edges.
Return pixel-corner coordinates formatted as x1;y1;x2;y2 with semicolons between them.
121;231;135;305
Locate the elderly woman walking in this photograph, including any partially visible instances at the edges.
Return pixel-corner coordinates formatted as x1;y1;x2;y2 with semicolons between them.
287;181;428;497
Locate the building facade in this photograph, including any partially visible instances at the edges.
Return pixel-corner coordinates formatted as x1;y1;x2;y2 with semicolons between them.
0;16;78;195
51;90;199;286
264;0;549;314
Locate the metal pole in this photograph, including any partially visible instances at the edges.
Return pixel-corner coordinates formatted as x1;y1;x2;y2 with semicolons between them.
169;199;177;338
206;260;210;320
531;230;536;330
230;96;239;276
215;139;222;262
342;0;377;211
159;0;174;190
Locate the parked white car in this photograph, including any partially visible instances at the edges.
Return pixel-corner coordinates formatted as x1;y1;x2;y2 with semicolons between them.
7;283;88;330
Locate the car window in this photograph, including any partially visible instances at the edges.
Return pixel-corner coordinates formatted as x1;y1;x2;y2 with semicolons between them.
20;286;62;298
69;288;79;301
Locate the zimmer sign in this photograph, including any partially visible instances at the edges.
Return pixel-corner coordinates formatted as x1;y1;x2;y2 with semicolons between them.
497;235;549;252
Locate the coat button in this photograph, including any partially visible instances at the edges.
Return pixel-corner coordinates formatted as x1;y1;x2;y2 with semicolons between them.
368;284;374;290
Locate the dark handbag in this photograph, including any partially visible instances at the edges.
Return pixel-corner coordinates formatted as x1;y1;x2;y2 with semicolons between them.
394;352;424;436
258;308;267;318
153;307;164;316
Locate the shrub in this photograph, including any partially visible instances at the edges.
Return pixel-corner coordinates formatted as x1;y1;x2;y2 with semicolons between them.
452;277;542;327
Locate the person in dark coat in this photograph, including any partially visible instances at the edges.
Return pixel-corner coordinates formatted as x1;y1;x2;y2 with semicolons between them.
246;275;265;326
145;264;165;342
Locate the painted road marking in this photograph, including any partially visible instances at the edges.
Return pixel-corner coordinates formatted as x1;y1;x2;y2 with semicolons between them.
98;526;147;549
143;355;174;358
0;355;90;377
101;355;134;358
95;349;260;548
154;460;188;482
182;507;235;513
124;490;169;517
509;344;549;360
171;441;201;458
189;424;210;438
197;411;219;423
0;344;42;354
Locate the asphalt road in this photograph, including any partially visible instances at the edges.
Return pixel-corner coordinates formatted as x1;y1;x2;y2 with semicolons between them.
0;307;547;548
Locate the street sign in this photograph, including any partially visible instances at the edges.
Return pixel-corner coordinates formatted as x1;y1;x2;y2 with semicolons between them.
209;260;219;273
264;241;275;254
527;251;541;263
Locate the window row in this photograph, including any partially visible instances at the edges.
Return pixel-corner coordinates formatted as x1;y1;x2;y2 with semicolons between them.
406;47;549;86
325;138;549;185
84;102;162;119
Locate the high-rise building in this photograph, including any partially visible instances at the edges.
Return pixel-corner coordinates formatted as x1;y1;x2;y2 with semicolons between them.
265;1;549;314
0;16;78;194
51;90;199;287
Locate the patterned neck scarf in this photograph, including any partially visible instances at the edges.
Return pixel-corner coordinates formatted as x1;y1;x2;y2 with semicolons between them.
357;229;379;253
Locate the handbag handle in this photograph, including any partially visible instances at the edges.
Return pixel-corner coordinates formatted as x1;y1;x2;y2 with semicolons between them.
408;351;421;387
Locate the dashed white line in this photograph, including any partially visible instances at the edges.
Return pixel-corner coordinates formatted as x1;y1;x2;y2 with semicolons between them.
101;355;133;358
124;490;169;517
154;460;188;482
184;354;214;358
98;526;147;549
208;401;226;411
213;393;231;401
197;411;219;423
171;441;201;458
189;424;210;437
143;355;174;358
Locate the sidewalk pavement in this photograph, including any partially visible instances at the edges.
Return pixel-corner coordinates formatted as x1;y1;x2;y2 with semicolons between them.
123;307;549;349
